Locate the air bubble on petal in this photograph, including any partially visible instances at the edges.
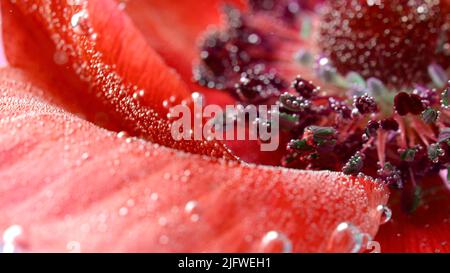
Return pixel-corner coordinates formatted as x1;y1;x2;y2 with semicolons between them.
376;204;392;224
259;231;292;253
117;131;129;139
118;207;128;216
327;222;365;253
184;200;200;222
150;192;159;202
67;241;81;253
319;57;330;66
1;225;23;253
81;152;90;160
70;10;89;34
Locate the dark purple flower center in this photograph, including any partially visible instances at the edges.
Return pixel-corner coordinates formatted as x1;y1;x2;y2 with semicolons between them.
193;1;450;212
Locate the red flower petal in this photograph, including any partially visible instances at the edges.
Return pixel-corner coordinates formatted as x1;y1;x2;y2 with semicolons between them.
122;0;248;110
119;0;288;164
375;176;450;253
0;69;389;252
122;0;246;82
1;0;234;158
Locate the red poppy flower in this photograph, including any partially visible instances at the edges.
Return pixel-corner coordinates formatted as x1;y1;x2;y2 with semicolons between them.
0;0;448;253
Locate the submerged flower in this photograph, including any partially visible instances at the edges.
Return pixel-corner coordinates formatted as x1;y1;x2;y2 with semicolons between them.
0;0;448;253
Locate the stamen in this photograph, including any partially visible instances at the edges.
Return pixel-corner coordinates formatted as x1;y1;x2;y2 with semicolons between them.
194;0;450;212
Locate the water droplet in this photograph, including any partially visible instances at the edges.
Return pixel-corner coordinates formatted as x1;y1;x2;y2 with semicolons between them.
1;225;23;253
150;192;159;202
184;200;200;222
90;32;98;41
376;205;392;224
81;152;90;160
162;100;170;109
259;231;292;253
327;222;366;253
319;57;330;66
117;131;128;139
70;10;89;34
118;207;128;216
67;241;81;253
248;33;260;44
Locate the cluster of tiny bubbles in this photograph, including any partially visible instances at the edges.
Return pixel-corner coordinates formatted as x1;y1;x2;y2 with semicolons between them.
376;204;392;225
1;225;23;253
259;231;293;253
327;222;371;253
184;200;200;222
